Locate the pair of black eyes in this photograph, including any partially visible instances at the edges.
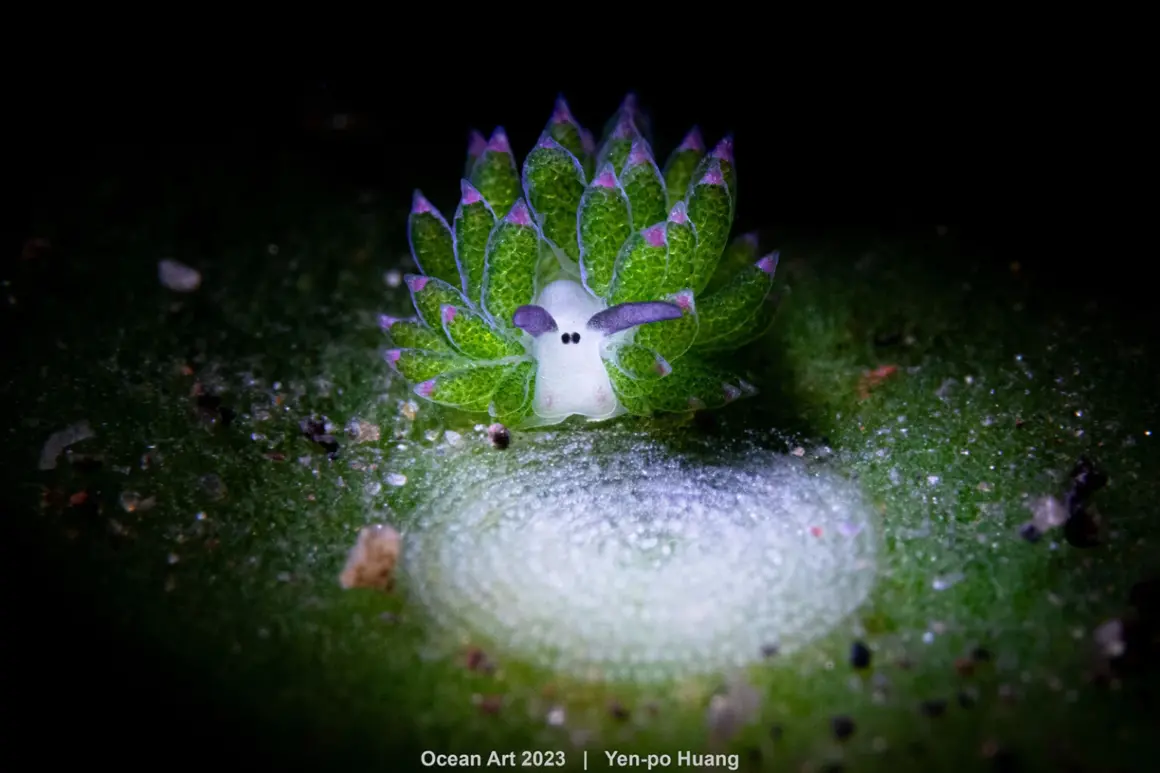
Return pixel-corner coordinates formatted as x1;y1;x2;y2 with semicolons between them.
560;332;581;344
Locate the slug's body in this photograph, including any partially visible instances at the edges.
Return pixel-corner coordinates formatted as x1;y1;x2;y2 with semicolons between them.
383;94;782;428
526;280;622;423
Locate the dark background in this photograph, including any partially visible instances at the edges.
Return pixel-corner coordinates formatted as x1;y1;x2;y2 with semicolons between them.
13;74;1094;278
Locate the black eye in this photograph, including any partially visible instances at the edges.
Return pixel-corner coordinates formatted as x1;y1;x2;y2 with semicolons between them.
571;332;581;343
561;333;570;344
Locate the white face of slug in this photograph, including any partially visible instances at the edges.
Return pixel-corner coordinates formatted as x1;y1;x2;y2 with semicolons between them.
529;280;622;423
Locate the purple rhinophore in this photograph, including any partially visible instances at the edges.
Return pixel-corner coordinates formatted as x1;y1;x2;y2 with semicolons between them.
586;301;683;335
512;305;558;336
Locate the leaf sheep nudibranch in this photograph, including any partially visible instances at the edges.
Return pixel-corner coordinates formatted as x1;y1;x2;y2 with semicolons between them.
383;94;783;427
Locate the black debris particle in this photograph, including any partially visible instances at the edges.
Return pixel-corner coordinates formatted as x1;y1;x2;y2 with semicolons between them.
465;646;495;674
487;423;511;450
831;715;855;740
195;393;235;428
920;699;947;717
972;646;993;663
476;694;502;714
991;749;1020;773
300;417;340;460
608;701;630;721
761;643;780;659
1063;457;1107;548
874;330;902;348
820;763;844;773
850;640;872;669
692;410;719;434
1018;522;1042;543
745;748;761;766
199;473;227;501
769;724;783;741
68;454;104;472
957;689;977;708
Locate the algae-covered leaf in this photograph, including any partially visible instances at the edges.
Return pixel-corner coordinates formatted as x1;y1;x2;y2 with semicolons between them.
522;135;586;262
453;180;496;307
407;191;463;293
692;254;779;351
481;200;541;332
578;164;633;300
440;304;525;361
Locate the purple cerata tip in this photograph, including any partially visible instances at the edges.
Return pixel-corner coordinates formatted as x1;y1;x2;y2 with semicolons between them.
673;289;694;311
580;128;595;154
679;127;705;152
411;190;433;214
700;166;725;186
711;134;734;164
468;129;487;157
740;231;759;248
416;380;436;398
723;383;742;402
506;199;532;226
384;349;402;367
756;251;780;275
593;167;618;188
642;223;667;248
552;96;574;124
405;274;430;292
627;139;651;168
537;133;559;150
379;314;399;330
668;201;688;223
441;305;457;324
460;179;483;204
655;357;673;377
487;127;511;153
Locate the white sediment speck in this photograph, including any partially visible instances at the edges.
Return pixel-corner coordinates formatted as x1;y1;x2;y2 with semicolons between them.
401;428;878;682
158;259;201;292
386;473;407;487
385;269;402;288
